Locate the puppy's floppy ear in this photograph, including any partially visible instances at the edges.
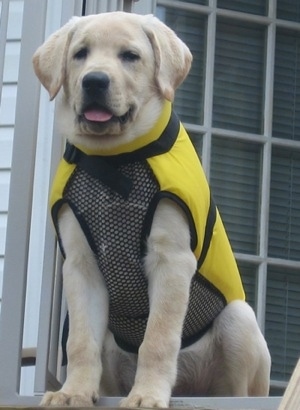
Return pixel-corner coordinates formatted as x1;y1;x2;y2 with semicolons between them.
142;14;192;101
32;17;79;100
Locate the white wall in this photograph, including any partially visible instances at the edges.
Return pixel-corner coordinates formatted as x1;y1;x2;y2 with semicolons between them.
0;0;24;304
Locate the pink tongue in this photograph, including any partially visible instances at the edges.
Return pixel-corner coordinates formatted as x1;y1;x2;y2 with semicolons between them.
84;109;113;122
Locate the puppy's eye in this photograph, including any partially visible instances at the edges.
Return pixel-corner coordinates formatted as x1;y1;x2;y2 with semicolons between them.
120;50;140;62
74;47;89;60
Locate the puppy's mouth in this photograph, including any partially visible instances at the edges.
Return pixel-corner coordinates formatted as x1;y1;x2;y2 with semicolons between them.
80;104;132;126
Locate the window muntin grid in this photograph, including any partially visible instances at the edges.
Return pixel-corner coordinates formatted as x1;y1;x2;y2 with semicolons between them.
156;0;300;387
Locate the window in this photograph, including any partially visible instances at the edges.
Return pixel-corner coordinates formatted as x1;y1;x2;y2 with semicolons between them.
156;0;300;391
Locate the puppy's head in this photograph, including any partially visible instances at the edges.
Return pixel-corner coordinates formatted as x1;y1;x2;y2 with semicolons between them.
33;12;192;149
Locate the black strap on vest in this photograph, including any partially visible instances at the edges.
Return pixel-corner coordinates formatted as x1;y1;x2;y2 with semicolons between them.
64;142;133;199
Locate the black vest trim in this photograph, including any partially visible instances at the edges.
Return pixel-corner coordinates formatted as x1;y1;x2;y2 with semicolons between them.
197;195;217;270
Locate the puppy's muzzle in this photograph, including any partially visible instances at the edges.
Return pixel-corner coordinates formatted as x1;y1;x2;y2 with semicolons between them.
80;71;133;126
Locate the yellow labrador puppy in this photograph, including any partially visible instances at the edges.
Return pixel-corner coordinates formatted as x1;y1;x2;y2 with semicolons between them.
33;12;271;408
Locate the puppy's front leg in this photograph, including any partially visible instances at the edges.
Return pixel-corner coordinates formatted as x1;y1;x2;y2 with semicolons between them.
41;206;109;406
120;200;197;408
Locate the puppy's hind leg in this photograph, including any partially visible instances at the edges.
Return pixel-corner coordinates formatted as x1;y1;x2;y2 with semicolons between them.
249;338;271;396
41;206;109;406
213;300;271;397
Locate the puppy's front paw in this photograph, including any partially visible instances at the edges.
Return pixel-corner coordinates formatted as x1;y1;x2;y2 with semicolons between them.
120;392;168;408
40;390;95;407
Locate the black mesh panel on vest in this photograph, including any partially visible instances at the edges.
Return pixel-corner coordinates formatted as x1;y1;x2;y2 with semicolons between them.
63;160;226;352
65;161;158;349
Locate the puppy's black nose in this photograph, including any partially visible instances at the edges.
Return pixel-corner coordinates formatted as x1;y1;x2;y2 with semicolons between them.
82;72;110;93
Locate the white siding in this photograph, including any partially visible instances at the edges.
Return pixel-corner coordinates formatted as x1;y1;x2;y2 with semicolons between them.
0;1;23;301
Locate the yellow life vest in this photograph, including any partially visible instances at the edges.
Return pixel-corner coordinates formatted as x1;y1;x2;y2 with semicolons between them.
50;100;245;352
51;100;244;303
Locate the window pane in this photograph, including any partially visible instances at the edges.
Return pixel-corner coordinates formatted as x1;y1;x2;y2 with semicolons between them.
237;261;257;310
156;6;206;124
182;0;208;5
268;148;300;260
213;19;265;134
273;30;300;141
217;0;267;16
277;0;300;23
265;266;300;382
210;137;261;254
